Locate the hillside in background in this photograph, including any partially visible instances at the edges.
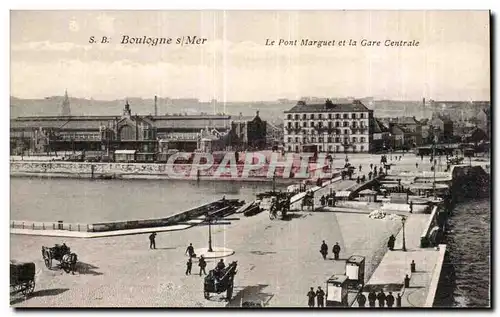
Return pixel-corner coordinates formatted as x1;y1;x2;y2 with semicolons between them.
10;96;489;124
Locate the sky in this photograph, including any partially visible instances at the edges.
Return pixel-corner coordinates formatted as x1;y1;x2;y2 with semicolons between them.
10;10;490;101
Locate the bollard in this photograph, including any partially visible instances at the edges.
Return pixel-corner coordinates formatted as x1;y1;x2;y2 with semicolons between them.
78;224;80;231
43;223;45;230
22;222;24;229
411;260;416;273
69;224;72;231
404;274;410;288
53;223;55;230
32;223;35;230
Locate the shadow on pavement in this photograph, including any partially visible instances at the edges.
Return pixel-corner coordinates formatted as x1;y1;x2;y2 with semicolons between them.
10;288;69;305
226;284;274;307
282;213;306;221
363;283;404;293
75;261;103;276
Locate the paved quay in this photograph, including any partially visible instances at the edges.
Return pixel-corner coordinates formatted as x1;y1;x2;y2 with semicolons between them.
351;213;446;308
10;204;402;307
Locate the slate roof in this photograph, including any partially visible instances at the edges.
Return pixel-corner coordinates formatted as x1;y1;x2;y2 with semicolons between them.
284;100;371;113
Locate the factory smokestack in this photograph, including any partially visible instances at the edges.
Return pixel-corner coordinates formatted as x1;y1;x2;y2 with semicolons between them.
154;95;158;116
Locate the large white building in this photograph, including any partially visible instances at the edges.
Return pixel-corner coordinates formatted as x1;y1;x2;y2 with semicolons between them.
283;99;374;153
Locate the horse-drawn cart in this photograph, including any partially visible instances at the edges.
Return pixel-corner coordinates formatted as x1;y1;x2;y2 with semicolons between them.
257;191;293;220
203;261;238;301
10;261;36;297
42;244;78;273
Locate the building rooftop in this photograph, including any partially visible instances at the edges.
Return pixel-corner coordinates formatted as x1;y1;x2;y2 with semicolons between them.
284;100;371;113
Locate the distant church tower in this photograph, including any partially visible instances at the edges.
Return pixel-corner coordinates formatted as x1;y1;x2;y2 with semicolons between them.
61;89;71;116
123;99;132;118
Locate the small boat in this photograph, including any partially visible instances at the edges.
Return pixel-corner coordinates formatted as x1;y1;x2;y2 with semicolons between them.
243;202;262;217
235;201;255;214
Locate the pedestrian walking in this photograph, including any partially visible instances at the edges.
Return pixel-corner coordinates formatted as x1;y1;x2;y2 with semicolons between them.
357;292;367;307
320;240;328;260
320;195;326;207
370;163;373;170
387;234;396;251
368;291;377;307
185;258;192;275
377;290;386;307
386;292;395;307
149;232;157;249
185;243;195;258
332;242;341;260
316;287;325;307
198;255;207;276
359;164;362;172
409;201;413;213
368;171;373;180
307;287;316;307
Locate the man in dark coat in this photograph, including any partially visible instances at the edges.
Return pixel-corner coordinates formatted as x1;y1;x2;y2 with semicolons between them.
359;164;362;172
386;292;395;307
388;235;396;251
185;243;195;258
377;290;386;307
198;255;207;276
307;287;316;307
396;293;402;307
368;291;377;307
357;292;367;307
149;232;157;249
316;286;325;307
332;242;341;260
185;258;192;275
320;240;328;260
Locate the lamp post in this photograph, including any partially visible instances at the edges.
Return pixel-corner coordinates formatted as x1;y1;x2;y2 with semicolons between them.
401;216;407;252
207;214;213;252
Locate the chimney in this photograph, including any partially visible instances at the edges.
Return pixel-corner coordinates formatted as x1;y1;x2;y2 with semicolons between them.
154;95;158;116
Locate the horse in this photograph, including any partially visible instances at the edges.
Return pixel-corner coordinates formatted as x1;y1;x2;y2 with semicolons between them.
61;253;78;274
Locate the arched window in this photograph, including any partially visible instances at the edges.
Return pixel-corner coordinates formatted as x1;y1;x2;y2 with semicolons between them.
120;125;134;140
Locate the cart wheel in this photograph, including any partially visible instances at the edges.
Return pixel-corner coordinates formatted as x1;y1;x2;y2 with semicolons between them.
226;284;233;301
21;280;35;297
204;291;210;299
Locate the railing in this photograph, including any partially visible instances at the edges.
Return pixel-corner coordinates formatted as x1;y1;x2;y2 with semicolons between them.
11;220;91;232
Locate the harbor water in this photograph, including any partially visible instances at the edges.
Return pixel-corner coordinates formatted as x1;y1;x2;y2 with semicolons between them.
435;198;491;307
10;177;279;223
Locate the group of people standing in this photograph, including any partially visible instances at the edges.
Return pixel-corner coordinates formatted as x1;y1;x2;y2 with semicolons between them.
320;240;342;260
307;287;326;307
356;290;401;307
184;243;209;276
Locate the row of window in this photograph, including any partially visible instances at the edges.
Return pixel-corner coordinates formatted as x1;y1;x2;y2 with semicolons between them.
287;136;367;143
286;113;366;120
61;133;100;141
287;144;366;152
287;121;367;129
286;128;367;136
